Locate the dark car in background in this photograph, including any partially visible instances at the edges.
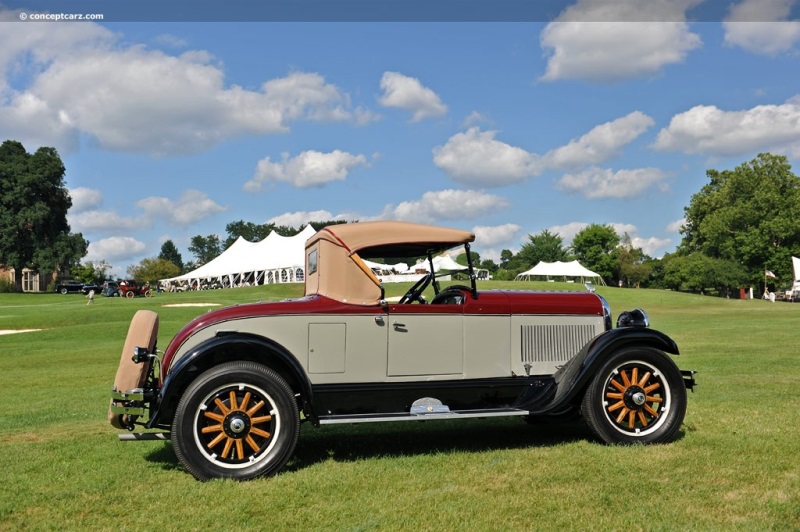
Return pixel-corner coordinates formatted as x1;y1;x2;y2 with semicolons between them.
102;281;121;297
55;280;84;294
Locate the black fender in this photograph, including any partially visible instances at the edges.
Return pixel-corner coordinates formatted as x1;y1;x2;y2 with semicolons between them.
146;333;317;428
527;326;679;415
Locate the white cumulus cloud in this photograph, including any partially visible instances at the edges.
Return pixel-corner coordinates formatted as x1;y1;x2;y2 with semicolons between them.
86;236;147;263
556;167;668;199
0;15;371;156
723;0;800;55
544;111;655;168
540;0;702;82
68;187;104;213
390;189;510;223
267;210;353;227
137;190;227;226
245;150;370;191
472;224;521;247
433;128;543;187
378;71;447;122
653;98;800;156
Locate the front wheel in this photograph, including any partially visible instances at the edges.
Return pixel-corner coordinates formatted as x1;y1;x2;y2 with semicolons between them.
171;362;300;481
581;347;687;444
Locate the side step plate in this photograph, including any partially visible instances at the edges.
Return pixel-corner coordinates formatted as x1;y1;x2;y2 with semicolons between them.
318;408;530;425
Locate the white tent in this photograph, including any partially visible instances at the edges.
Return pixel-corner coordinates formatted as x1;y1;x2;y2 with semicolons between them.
515;260;606;285
410;254;468;273
163;225;317;289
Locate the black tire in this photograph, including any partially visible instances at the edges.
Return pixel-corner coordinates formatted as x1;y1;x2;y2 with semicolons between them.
171;361;300;481
581;346;687;444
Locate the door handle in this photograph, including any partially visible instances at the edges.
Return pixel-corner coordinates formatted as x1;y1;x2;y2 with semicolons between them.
392;321;406;329
374;316;385;325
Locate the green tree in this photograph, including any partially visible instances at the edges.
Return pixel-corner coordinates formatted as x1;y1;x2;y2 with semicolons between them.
159;240;183;270
571;224;620;284
517;230;568;269
188;234;222;267
0;140;87;291
225;220;275;248
662;252;745;295
127;257;180;284
681;153;800;283
617;233;652;288
71;260;112;285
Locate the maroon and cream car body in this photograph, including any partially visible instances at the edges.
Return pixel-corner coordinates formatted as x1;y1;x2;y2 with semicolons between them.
110;221;695;481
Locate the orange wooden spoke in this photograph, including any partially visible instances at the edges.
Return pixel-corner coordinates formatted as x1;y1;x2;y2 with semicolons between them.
214;398;230;415
222;438;234;459
627;410;635;429
247;400;266;417
638;371;651;388
644;404;660;418
250;415;272;424
239;392;252;412
616;407;630;424
235;439;244;460
250;427;272;439
609;379;626;392
646;395;663;403
620;370;631;387
208;432;227;449
201;424;223;434
607;400;625;412
644;383;661;393
631;367;639;386
229;391;238;410
605;392;624;400
637;411;648;426
204;411;225;422
245;435;261;452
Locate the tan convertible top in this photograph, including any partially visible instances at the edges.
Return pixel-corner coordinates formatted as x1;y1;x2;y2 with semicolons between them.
305;221;475;305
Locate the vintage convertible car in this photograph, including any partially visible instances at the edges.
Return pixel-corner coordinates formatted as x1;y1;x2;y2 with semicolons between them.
109;221;696;481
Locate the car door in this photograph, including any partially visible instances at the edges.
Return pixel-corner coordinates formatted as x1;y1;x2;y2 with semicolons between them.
386;303;464;377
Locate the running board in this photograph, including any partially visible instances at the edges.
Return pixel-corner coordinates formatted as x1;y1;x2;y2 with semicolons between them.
318;408;530;425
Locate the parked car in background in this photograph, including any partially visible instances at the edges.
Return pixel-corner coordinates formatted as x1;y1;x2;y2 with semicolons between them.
81;284;101;295
110;221;696;481
102;281;120;297
55;280;84;294
118;280;152;298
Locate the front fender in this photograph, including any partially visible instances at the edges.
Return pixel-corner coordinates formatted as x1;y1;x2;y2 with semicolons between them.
529;327;679;414
146;333;316;428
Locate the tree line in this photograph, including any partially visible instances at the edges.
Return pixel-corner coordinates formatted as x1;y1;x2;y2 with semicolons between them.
1;137;798;296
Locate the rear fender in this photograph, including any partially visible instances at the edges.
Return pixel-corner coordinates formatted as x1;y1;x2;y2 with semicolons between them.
146;333;316;428
531;327;680;414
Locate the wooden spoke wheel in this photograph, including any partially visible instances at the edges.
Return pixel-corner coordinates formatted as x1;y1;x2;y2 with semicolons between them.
582;347;687;444
172;362;299;481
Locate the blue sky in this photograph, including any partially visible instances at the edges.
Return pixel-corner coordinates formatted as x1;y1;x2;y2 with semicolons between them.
2;0;800;277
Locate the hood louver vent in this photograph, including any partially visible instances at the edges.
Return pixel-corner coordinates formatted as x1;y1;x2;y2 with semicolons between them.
521;324;596;363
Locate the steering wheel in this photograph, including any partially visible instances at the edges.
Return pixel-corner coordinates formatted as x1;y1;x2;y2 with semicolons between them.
430;284;472;305
399;273;433;304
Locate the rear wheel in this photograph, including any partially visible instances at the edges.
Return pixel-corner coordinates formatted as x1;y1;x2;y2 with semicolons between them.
172;362;300;481
581;347;686;444
125;290;134;298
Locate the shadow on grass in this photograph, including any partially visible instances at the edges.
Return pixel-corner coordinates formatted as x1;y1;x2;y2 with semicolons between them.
143;416;593;474
284;416;593;471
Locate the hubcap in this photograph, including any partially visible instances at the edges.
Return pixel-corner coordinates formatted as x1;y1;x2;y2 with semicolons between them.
604;363;667;434
195;386;276;466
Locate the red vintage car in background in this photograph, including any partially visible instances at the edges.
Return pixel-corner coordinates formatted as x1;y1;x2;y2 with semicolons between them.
110;221;696;481
118;280;152;298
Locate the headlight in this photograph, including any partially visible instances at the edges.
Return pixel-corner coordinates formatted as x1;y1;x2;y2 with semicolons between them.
616;308;650;328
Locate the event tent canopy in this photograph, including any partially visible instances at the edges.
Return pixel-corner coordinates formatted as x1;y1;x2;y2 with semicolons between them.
515;260;605;285
162;225;316;289
410;254;468;273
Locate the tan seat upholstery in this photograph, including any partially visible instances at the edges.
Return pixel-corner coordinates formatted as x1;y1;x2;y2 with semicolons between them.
108;310;159;429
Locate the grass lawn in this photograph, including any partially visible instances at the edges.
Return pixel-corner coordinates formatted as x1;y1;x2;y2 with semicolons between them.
1;282;798;530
